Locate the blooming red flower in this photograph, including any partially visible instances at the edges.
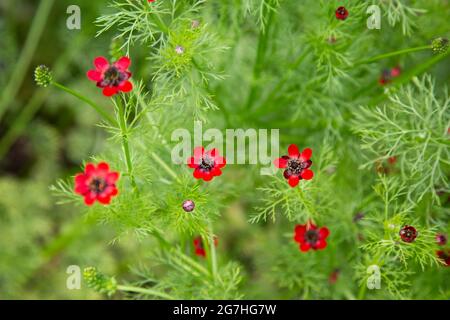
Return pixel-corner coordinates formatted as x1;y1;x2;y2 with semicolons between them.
193;236;218;258
74;162;119;206
87;56;133;97
274;144;313;187
187;147;226;181
379;66;401;85
399;225;418;243
437;250;450;267
294;222;330;252
335;6;349;20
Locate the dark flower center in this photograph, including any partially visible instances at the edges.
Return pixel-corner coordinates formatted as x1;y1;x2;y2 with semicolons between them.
199;156;214;171
89;177;107;194
102;66;126;87
305;230;319;244
337;7;346;15
287;159;308;175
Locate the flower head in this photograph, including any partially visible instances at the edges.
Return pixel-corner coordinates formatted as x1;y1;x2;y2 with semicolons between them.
187;147;226;181
83;267;117;297
431;37;449;54
182;199;195;212
436;233;447;246
379;66;401;85
193;236;218;258
274;144;313;187
294;222;330;252
436;250;450;267
335;6;349;20
74;162;119;206
34;65;52;87
87;56;133;97
399;225;418;243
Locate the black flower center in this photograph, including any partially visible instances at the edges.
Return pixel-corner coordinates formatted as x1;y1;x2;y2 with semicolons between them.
305;230;319;244
287;159;308;175
199;156;214;171
102;66;126;87
89;177;106;194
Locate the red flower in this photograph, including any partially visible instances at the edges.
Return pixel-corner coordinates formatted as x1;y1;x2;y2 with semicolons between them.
436;233;447;246
437;250;450;267
335;6;349;20
87;56;133;97
193;236;218;258
274;144;313;187
379;66;401;86
399;225;417;243
294;222;330;252
74;162;119;206
187;147;226;181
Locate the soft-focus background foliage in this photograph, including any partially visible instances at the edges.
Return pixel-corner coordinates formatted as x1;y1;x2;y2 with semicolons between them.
0;0;449;299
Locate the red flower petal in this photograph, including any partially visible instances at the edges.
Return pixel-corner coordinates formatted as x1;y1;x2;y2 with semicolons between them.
214;156;226;168
207;148;218;158
195;248;206;257
288;144;300;158
115;56;131;70
211;167;222;177
94;56;109;72
97;195;111;205
87;70;102;82
105;172;119;184
274;157;288;168
300;242;311;252
315;239;327;249
118;80;133;93
97;162;110;172
85;163;96;175
83;192;96;206
288;175;299;187
300;148;312;161
193;146;205;160
202;171;213;181
103;86;118;97
187;156;198;168
319;227;330;239
301;169;314;180
193;168;203;179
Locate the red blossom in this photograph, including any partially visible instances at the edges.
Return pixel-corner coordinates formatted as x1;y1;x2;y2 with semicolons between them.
437;250;450;267
74;162;119;206
399;225;417;243
87;56;133;97
187;147;226;182
379;66;401;86
274;144;314;187
335;6;349;20
294;222;330;252
193;236;218;258
436;233;447;246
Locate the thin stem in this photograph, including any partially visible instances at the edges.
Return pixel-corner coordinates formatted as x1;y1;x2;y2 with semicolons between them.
116;96;138;190
0;0;55;121
209;225;218;281
52;82;117;126
151;151;182;184
354;45;431;65
117;285;176;300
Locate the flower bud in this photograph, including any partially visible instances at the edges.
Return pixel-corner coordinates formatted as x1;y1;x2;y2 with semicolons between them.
431;37;449;54
83;267;117;297
34;65;52;87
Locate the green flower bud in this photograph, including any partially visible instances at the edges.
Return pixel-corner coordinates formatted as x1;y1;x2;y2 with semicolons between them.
34;65;52;87
431;37;449;54
83;267;117;297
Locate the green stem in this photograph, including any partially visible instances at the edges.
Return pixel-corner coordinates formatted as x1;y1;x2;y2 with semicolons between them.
208;223;218;281
117;285;176;300
151;151;182;184
0;0;55;121
354;45;431;65
116;97;138;190
52;82;117;126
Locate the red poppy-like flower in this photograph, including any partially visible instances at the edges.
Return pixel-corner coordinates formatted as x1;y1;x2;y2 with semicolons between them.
193;236;218;258
274;144;313;187
87;56;133;97
399;225;417;243
148;0;155;2
437;250;450;267
335;6;349;20
187;147;226;181
294;222;330;252
74;162;119;206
